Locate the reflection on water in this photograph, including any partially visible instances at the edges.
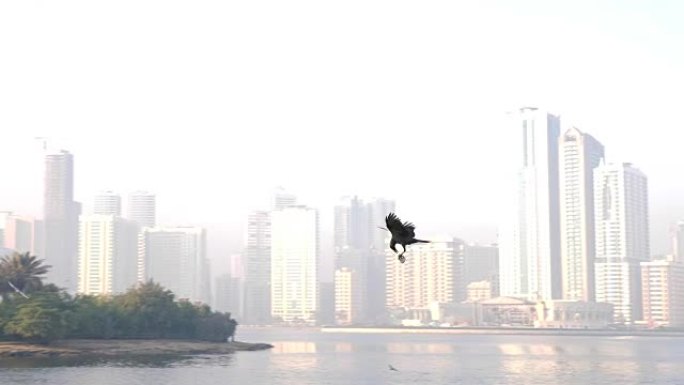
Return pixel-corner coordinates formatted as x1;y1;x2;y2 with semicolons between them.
2;330;684;385
498;343;527;355
498;343;565;356
386;343;453;354
271;341;316;354
334;342;353;353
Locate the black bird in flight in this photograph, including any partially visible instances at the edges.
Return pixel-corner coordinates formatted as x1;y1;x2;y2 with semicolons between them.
379;212;430;263
388;364;399;371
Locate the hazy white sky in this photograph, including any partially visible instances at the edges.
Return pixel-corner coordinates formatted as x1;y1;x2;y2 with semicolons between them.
2;1;684;276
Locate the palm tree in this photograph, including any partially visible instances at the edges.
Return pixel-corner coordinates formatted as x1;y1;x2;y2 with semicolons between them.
0;252;51;300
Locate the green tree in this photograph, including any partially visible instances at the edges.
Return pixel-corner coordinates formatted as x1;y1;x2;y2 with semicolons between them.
0;252;51;301
115;280;178;338
0;300;18;340
69;295;124;339
4;293;69;344
1;274;244;343
195;312;235;342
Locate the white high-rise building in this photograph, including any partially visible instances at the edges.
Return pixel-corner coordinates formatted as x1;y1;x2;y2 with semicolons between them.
368;198;396;254
559;127;605;301
127;191;156;229
499;107;561;300
43;149;81;292
243;210;272;324
594;162;649;323
94;191;122;216
386;237;460;309
77;214;139;295
641;258;684;327
334;196;369;253
270;206;319;324
139;226;210;304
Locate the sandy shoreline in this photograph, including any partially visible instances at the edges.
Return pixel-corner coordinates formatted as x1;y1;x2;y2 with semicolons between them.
0;339;273;358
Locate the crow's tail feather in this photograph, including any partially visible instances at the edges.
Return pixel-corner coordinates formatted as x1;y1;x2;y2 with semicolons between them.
414;239;430;243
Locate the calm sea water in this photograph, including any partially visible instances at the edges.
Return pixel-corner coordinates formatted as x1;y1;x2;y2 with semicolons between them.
1;327;683;385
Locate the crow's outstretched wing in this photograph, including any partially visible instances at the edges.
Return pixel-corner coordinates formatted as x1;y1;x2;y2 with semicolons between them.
385;212;415;239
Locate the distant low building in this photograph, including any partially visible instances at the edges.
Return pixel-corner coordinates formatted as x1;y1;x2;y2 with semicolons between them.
466;280;494;302
641;258;684;327
534;300;614;328
479;296;537;326
430;301;480;326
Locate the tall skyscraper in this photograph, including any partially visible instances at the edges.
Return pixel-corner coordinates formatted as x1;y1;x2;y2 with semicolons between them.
43;149;81;292
594;162;649;323
368;198;396;253
333;196;395;322
270;205;319;325
127;191;156;229
559;127;605;301
243;210;272;324
334;196;396;254
94;191;122;216
499;107;561;300
77;214;139;295
386;237;460;309
333;196;370;322
334;196;369;253
366;198;395;321
139;226;210;304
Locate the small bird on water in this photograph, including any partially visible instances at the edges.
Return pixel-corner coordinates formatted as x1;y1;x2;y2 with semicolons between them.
378;212;430;263
388;364;399;371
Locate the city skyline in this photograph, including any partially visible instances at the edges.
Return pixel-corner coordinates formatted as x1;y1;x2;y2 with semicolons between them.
0;136;679;282
0;135;679;283
0;137;677;327
0;115;677;327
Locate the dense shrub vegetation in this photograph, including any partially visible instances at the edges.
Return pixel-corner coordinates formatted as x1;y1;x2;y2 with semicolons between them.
0;252;237;344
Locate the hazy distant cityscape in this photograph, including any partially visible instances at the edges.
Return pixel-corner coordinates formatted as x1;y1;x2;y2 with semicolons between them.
1;106;681;330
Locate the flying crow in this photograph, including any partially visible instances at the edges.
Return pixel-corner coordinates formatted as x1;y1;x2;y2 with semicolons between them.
379;212;430;263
